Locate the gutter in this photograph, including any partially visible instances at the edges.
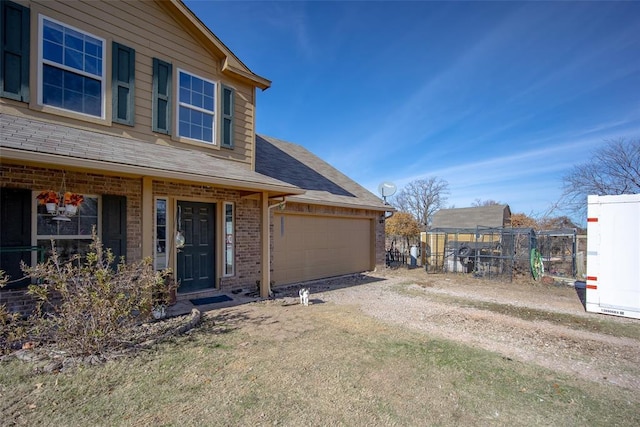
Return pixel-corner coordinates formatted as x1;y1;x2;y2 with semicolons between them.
284;195;392;212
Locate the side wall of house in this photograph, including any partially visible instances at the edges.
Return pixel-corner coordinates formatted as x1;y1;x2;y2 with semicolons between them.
1;166;387;313
1;166;272;313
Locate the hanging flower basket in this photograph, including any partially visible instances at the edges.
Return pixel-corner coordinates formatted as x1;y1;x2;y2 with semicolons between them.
45;203;58;214
36;189;84;219
64;192;84;207
36;190;60;205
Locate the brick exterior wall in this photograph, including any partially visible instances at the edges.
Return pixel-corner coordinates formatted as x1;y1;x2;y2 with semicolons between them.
1;163;143;315
1;163;143;259
375;212;387;268
1;163;387;314
1;286;36;317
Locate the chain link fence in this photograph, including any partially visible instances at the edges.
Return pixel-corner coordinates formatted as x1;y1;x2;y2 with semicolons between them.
421;227;579;281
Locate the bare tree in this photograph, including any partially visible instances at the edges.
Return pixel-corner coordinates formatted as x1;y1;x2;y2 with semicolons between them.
391;177;449;228
560;138;640;217
538;215;582;231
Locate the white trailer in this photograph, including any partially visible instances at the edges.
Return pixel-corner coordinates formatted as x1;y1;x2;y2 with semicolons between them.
586;194;640;319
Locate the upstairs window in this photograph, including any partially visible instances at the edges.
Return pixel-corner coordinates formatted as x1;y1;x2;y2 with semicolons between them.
177;69;215;144
38;16;105;118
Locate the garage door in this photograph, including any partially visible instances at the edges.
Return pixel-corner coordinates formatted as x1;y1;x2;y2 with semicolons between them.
273;214;373;285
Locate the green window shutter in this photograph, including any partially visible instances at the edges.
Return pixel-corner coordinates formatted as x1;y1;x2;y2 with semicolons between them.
152;58;172;134
0;188;32;288
112;42;135;125
102;194;127;268
0;0;30;102
221;84;234;148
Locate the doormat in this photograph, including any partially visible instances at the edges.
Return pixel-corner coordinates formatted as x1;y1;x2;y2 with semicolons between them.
190;295;233;306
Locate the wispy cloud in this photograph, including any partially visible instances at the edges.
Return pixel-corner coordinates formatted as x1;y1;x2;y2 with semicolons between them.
327;4;541;169
192;0;640;217
361;119;640;212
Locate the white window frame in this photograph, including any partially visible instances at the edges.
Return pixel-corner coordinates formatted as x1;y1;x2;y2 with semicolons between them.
155;198;168;270
32;193;100;265
37;14;106;119
223;202;234;276
176;68;216;144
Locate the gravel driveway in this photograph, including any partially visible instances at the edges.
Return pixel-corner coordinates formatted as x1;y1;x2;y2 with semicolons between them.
268;268;640;391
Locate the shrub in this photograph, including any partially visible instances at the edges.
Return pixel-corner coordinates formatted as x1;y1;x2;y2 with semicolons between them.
0;271;29;354
20;230;171;357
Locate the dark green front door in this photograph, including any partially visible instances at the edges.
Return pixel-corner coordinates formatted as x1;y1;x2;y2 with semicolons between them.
176;201;215;293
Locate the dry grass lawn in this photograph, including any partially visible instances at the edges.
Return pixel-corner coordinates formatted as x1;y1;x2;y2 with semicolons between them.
1;269;639;426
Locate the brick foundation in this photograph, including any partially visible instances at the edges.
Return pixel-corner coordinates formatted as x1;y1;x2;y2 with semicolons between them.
0;286;36;318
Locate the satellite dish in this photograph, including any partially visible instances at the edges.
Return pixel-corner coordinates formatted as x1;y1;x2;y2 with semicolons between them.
378;182;397;201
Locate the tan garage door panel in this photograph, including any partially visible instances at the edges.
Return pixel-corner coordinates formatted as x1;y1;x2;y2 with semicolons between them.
273;214;372;285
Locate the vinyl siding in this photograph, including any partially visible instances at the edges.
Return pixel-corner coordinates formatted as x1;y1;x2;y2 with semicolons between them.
6;0;256;167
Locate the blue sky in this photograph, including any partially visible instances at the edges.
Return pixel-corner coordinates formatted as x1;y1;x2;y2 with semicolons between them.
185;0;640;220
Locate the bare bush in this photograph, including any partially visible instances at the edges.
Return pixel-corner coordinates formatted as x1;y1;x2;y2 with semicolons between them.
17;231;171;357
0;271;29;353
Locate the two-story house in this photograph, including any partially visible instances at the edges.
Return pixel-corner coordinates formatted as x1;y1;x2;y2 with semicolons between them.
0;0;389;314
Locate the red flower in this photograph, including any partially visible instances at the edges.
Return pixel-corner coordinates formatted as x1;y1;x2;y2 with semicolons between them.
36;190;59;205
64;192;84;207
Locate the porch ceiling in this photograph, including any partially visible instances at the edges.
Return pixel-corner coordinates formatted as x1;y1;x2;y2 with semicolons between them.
0;114;304;198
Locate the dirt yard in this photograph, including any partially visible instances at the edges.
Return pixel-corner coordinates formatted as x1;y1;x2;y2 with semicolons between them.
251;268;640;391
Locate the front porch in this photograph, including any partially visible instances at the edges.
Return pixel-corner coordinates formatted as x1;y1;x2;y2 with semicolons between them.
166;287;260;317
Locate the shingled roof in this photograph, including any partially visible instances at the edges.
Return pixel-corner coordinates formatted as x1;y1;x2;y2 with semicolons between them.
255;135;389;211
1;115;391;210
431;205;511;229
0;114;302;196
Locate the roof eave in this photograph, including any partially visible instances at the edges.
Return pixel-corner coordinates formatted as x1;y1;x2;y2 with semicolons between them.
165;0;271;90
285;195;393;212
222;58;271;90
2;147;304;197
